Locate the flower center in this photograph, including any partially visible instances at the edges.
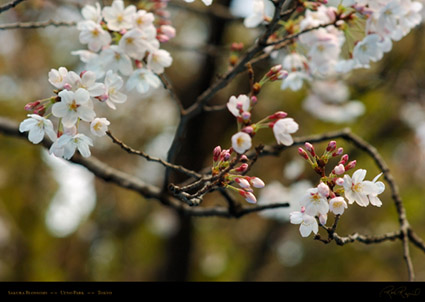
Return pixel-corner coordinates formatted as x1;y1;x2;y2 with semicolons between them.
69;100;80;112
352;183;362;192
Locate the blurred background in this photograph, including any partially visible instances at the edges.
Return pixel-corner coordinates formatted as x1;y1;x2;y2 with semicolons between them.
1;0;425;281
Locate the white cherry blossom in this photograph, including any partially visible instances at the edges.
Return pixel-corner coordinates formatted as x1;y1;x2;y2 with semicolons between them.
50;133;93;160
103;70;127;109
52;88;96;127
299;187;329;216
147;49;173;74
48;67;69;89
231;132;252;154
77;20;112;52
81;3;102;24
290;210;319;237
227;94;250;118
273;118;299;146
329;196;348;215
99;45;133;77
19;114;57;144
119;27;159;60
90;117;110;137
243;0;275;28
343;169;383;207
126;68;161;94
133;10;155;29
102;0;137;31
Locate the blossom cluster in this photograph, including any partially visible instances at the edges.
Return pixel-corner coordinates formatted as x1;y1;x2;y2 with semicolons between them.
73;0;174;94
19;67;121;159
211;146;265;204
239;0;423;91
227;65;298;155
289;141;385;237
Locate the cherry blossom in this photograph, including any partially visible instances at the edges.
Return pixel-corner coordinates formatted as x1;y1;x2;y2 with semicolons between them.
231;132;252;154
119;27;159;60
48;67;69;89
290;209;319;237
90;117;110;137
243;0;275;28
98;45;133;77
19;114;57;144
103;70;127;110
52;88;96;127
343;169;384;207
272;118;299;146
77;20;112;52
329;197;348;215
50;133;93;160
227;94;250;118
102;0;136;32
147;49;173;74
299;186;329;216
126;68;161;94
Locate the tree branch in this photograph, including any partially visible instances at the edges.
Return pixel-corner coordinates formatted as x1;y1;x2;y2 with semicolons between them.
0;0;26;14
0;20;76;30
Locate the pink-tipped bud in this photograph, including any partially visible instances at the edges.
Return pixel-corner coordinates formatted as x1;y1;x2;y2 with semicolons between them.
305;142;316;157
63;83;72;91
250;96;258;105
157;34;170;43
241;111;251;122
266;64;283;77
235;163;249;173
335;178;345;186
33;105;46;116
268;111;288;120
298;147;309;160
344;160;356;171
332;147;343;157
326;140;337;152
270;70;288;81
236;102;244;111
240;155;248;163
241;126;254;135
24;101;41;111
230;42;244;52
334;164;345;175
223;152;231;161
339;154;349;165
319;213;328;225
300;206;306;213
235;177;251;189
213;146;221;162
239;190;257;204
97;93;109;102
317;182;330;197
159;25;176;39
250;177;265;188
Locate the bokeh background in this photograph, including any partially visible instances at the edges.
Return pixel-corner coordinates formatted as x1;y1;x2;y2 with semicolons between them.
1;0;425;281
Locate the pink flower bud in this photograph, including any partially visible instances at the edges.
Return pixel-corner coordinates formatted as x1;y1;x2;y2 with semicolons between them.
317;182;330;197
271;70;288;81
268;111;288;120
266;64;282;78
213;146;221;162
326;140;337;152
159;25;176;39
33;105;46;116
250;177;265;188
339;154;349;165
332;147;343;157
240;155;248;163
335;178;345;186
241;126;254;135
319;213;328;225
235;178;251;189
97;93;109;102
24;101;41;111
305;142;316;157
301;206;306;213
298;147;309;160
157;34;170;43
334;164;345;175
241;111;251;122
235;163;248;172
63;83;72;91
344;160;356;171
250;96;258;105
239;190;257;204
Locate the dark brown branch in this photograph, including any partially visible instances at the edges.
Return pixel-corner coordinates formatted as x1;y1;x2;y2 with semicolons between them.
0;0;25;14
0;20;76;30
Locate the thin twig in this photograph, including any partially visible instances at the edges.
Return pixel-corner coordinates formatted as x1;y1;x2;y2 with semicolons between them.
0;20;76;30
159;74;185;114
106;130;202;180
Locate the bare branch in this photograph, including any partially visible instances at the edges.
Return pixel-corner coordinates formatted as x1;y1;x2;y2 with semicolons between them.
106;130;202;179
0;20;76;30
0;0;26;14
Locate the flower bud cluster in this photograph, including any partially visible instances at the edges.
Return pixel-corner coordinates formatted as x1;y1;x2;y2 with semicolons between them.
211;146;264;204
290;141;385;237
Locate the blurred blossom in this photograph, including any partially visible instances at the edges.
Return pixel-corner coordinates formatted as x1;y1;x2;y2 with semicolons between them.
200;251;228;277
43;150;96;237
275;239;304;267
258;180;312;222
283;158;305;180
147;208;180;238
